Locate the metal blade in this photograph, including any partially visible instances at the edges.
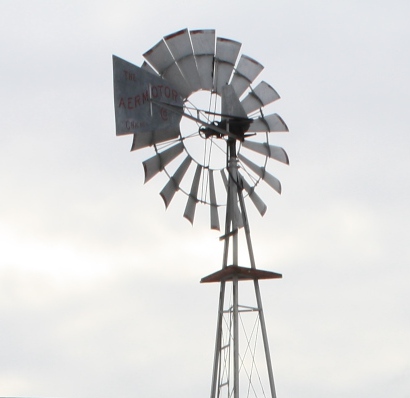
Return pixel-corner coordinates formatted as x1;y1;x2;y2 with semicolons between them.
239;173;267;216
162;63;193;99
113;55;183;137
230;55;264;98
143;39;174;75
165;29;201;93
241;81;280;115
214;37;241;94
178;57;201;93
184;164;202;224
191;29;216;55
141;61;158;76
209;170;220;230
131;129;180;150
143;34;192;99
160;155;192;208
143;142;184;183
241;140;289;164
190;29;215;90
238;153;282;194
247;113;288;133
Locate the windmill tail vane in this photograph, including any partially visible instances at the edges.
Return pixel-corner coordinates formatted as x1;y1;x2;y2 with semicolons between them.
113;28;289;398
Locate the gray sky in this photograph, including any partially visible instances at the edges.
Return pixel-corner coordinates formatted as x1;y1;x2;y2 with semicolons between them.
1;1;409;397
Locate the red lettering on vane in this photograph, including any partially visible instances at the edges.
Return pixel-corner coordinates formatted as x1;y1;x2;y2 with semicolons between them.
118;86;179;110
125;120;146;130
160;108;168;120
123;70;137;82
164;86;171;98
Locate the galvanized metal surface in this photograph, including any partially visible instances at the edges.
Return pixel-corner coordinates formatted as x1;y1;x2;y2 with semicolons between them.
183;163;202;224
209;170;220;230
239;172;267;216
214;37;241;94
160;155;192;208
113;55;183;138
190;29;215;91
241;81;280;114
142;142;184;183
230;54;264;97
241;140;289;164
165;29;202;93
248;113;289;132
239;153;282;194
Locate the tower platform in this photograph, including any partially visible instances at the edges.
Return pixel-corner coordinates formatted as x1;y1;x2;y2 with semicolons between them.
201;265;282;283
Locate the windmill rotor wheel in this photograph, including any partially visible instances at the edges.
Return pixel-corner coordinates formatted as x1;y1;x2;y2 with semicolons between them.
115;28;289;230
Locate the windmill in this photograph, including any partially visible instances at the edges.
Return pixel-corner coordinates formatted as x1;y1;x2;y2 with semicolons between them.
113;28;289;398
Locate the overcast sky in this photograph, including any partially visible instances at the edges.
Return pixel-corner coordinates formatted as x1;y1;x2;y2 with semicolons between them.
1;1;409;397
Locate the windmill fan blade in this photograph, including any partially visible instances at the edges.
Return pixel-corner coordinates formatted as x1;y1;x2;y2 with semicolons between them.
162;63;193;100
143;35;192;99
241;140;289;164
239;173;267;216
131;129;180;150
190;29;215;90
238;153;282;194
143;39;174;75
141;61;158;75
160;156;192;208
241;81;280;115
143;142;184;183
230;55;264;98
209;170;220;230
214;37;241;94
165;29;201;93
184;164;202;224
248;113;288;133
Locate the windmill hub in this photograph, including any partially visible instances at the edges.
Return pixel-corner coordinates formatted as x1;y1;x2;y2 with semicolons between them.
200;122;224;139
199;117;252;141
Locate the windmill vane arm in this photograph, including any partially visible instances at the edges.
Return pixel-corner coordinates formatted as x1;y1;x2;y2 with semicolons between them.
150;99;238;139
184;106;251;121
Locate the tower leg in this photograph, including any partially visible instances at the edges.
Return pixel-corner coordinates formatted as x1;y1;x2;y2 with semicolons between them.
254;279;277;398
238;180;278;398
210;281;226;398
233;275;239;398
